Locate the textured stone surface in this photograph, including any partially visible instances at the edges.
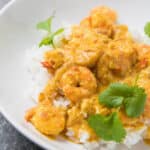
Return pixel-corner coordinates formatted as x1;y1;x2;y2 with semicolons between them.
0;114;42;150
0;1;43;150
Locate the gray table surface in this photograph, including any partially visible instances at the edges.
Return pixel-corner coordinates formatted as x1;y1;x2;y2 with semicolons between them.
0;0;43;150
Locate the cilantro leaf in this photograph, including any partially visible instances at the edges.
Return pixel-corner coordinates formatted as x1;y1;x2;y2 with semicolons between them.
37;16;54;32
99;83;131;108
99;83;147;118
124;86;146;117
144;22;150;37
88;112;126;142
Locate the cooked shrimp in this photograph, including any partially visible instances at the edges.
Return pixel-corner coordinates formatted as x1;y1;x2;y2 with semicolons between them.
67;105;84;126
118;110;142;127
137;44;150;59
90;6;117;23
112;25;133;41
43;49;64;74
66;105;98;142
81;6;117;36
97;39;137;84
25;100;65;135
137;67;150;96
137;67;150;119
54;63;73;87
38;79;57;102
135;44;150;70
57;65;97;102
64;26;109;67
80;95;111;116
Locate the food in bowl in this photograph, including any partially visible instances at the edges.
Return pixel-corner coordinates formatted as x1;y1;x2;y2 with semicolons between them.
25;6;150;149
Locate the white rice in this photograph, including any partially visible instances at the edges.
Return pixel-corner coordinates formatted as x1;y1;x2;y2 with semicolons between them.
25;45;51;102
53;97;70;108
65;125;147;150
66;128;79;142
26;26;150;149
66;128;75;137
79;130;90;143
25;27;71;103
123;126;147;148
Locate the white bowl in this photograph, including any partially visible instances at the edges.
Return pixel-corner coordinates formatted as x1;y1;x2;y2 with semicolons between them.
0;0;150;149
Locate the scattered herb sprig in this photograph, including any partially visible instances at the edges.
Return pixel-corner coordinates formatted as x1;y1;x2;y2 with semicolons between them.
88;112;126;142
99;83;146;118
37;15;64;48
88;82;147;142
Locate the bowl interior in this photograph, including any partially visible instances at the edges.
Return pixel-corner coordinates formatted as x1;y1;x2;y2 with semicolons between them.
0;0;150;149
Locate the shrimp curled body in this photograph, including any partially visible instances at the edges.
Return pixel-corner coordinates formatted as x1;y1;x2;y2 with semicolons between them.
25;100;65;135
59;65;97;102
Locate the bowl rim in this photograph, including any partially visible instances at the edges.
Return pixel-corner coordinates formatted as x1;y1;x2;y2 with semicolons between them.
0;1;58;149
1;1;149;150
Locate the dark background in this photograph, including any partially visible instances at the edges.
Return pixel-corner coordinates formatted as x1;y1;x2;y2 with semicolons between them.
0;0;43;150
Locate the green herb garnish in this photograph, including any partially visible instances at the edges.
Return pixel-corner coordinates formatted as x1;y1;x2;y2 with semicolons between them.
144;22;150;37
88;112;126;142
99;83;128;108
37;16;54;32
124;86;146;117
99;83;147;118
37;15;64;48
